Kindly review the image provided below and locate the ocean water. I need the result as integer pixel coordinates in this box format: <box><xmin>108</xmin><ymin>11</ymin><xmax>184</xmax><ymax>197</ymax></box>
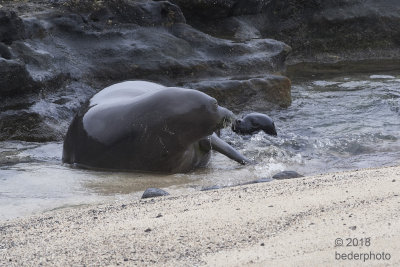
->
<box><xmin>1</xmin><ymin>73</ymin><xmax>399</xmax><ymax>221</ymax></box>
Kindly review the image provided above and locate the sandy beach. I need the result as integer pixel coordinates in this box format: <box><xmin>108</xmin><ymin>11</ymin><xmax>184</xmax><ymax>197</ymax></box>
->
<box><xmin>1</xmin><ymin>165</ymin><xmax>399</xmax><ymax>266</ymax></box>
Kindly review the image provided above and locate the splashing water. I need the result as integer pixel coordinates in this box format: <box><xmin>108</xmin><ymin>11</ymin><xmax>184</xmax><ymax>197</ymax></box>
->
<box><xmin>1</xmin><ymin>73</ymin><xmax>399</xmax><ymax>220</ymax></box>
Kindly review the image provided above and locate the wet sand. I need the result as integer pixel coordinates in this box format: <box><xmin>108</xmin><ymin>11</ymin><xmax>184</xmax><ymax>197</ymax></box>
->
<box><xmin>1</xmin><ymin>165</ymin><xmax>399</xmax><ymax>266</ymax></box>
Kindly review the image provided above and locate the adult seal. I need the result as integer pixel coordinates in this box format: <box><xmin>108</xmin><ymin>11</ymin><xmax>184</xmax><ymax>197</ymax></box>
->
<box><xmin>62</xmin><ymin>81</ymin><xmax>249</xmax><ymax>173</ymax></box>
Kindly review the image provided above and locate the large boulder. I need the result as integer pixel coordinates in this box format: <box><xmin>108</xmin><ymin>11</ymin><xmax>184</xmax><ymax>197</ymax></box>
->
<box><xmin>263</xmin><ymin>0</ymin><xmax>400</xmax><ymax>64</ymax></box>
<box><xmin>188</xmin><ymin>75</ymin><xmax>291</xmax><ymax>111</ymax></box>
<box><xmin>0</xmin><ymin>0</ymin><xmax>291</xmax><ymax>141</ymax></box>
<box><xmin>174</xmin><ymin>0</ymin><xmax>400</xmax><ymax>65</ymax></box>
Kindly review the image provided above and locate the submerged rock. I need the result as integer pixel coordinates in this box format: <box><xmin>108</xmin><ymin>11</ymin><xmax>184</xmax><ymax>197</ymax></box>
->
<box><xmin>201</xmin><ymin>185</ymin><xmax>226</xmax><ymax>191</ymax></box>
<box><xmin>272</xmin><ymin>171</ymin><xmax>304</xmax><ymax>180</ymax></box>
<box><xmin>141</xmin><ymin>188</ymin><xmax>170</xmax><ymax>199</ymax></box>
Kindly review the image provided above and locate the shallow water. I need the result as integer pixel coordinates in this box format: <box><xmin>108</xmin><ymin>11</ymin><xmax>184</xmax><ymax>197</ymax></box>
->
<box><xmin>1</xmin><ymin>73</ymin><xmax>400</xmax><ymax>221</ymax></box>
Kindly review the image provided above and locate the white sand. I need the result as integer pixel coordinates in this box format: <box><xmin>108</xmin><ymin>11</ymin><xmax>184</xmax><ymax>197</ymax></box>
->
<box><xmin>1</xmin><ymin>165</ymin><xmax>399</xmax><ymax>266</ymax></box>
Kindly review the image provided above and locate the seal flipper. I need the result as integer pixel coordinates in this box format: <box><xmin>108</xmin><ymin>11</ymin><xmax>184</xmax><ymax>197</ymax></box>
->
<box><xmin>202</xmin><ymin>133</ymin><xmax>250</xmax><ymax>165</ymax></box>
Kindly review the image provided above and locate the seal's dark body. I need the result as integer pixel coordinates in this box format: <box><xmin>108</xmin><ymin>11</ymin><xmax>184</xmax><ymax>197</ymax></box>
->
<box><xmin>63</xmin><ymin>81</ymin><xmax>240</xmax><ymax>173</ymax></box>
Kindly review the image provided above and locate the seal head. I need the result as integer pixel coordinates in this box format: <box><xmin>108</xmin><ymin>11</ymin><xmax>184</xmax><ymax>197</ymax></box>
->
<box><xmin>232</xmin><ymin>112</ymin><xmax>277</xmax><ymax>136</ymax></box>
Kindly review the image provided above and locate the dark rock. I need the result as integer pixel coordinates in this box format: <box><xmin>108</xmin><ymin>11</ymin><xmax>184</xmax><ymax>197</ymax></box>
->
<box><xmin>141</xmin><ymin>188</ymin><xmax>170</xmax><ymax>199</ymax></box>
<box><xmin>169</xmin><ymin>0</ymin><xmax>270</xmax><ymax>40</ymax></box>
<box><xmin>0</xmin><ymin>10</ymin><xmax>25</xmax><ymax>45</ymax></box>
<box><xmin>67</xmin><ymin>0</ymin><xmax>186</xmax><ymax>26</ymax></box>
<box><xmin>201</xmin><ymin>185</ymin><xmax>226</xmax><ymax>191</ymax></box>
<box><xmin>188</xmin><ymin>75</ymin><xmax>291</xmax><ymax>111</ymax></box>
<box><xmin>10</xmin><ymin>41</ymin><xmax>71</xmax><ymax>89</ymax></box>
<box><xmin>85</xmin><ymin>24</ymin><xmax>289</xmax><ymax>85</ymax></box>
<box><xmin>0</xmin><ymin>59</ymin><xmax>38</xmax><ymax>96</ymax></box>
<box><xmin>263</xmin><ymin>0</ymin><xmax>400</xmax><ymax>64</ymax></box>
<box><xmin>272</xmin><ymin>171</ymin><xmax>303</xmax><ymax>180</ymax></box>
<box><xmin>0</xmin><ymin>1</ymin><xmax>290</xmax><ymax>141</ymax></box>
<box><xmin>174</xmin><ymin>0</ymin><xmax>235</xmax><ymax>19</ymax></box>
<box><xmin>287</xmin><ymin>59</ymin><xmax>400</xmax><ymax>77</ymax></box>
<box><xmin>88</xmin><ymin>7</ymin><xmax>114</xmax><ymax>23</ymax></box>
<box><xmin>231</xmin><ymin>0</ymin><xmax>269</xmax><ymax>16</ymax></box>
<box><xmin>176</xmin><ymin>0</ymin><xmax>400</xmax><ymax>65</ymax></box>
<box><xmin>169</xmin><ymin>0</ymin><xmax>268</xmax><ymax>20</ymax></box>
<box><xmin>0</xmin><ymin>43</ymin><xmax>12</xmax><ymax>59</ymax></box>
<box><xmin>0</xmin><ymin>111</ymin><xmax>61</xmax><ymax>142</ymax></box>
<box><xmin>111</xmin><ymin>0</ymin><xmax>186</xmax><ymax>26</ymax></box>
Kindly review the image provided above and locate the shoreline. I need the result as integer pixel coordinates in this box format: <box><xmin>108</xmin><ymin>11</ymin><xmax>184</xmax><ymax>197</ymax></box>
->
<box><xmin>1</xmin><ymin>165</ymin><xmax>399</xmax><ymax>266</ymax></box>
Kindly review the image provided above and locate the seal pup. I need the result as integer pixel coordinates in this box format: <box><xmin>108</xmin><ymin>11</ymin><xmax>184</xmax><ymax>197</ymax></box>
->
<box><xmin>232</xmin><ymin>112</ymin><xmax>277</xmax><ymax>136</ymax></box>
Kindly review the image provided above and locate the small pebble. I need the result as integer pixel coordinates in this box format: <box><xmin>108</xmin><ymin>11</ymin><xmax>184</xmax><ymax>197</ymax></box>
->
<box><xmin>272</xmin><ymin>171</ymin><xmax>303</xmax><ymax>180</ymax></box>
<box><xmin>201</xmin><ymin>185</ymin><xmax>224</xmax><ymax>191</ymax></box>
<box><xmin>141</xmin><ymin>188</ymin><xmax>170</xmax><ymax>199</ymax></box>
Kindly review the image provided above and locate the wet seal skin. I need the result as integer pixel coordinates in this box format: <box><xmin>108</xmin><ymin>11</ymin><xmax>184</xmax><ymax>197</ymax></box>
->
<box><xmin>62</xmin><ymin>81</ymin><xmax>249</xmax><ymax>173</ymax></box>
<box><xmin>232</xmin><ymin>112</ymin><xmax>277</xmax><ymax>136</ymax></box>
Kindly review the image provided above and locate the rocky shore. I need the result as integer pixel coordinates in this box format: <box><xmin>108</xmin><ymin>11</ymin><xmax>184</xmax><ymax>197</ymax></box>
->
<box><xmin>175</xmin><ymin>0</ymin><xmax>400</xmax><ymax>63</ymax></box>
<box><xmin>0</xmin><ymin>0</ymin><xmax>291</xmax><ymax>142</ymax></box>
<box><xmin>1</xmin><ymin>1</ymin><xmax>400</xmax><ymax>265</ymax></box>
<box><xmin>2</xmin><ymin>0</ymin><xmax>400</xmax><ymax>142</ymax></box>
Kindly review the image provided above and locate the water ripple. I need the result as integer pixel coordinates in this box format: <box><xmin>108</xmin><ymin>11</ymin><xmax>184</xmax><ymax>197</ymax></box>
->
<box><xmin>1</xmin><ymin>72</ymin><xmax>400</xmax><ymax>220</ymax></box>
